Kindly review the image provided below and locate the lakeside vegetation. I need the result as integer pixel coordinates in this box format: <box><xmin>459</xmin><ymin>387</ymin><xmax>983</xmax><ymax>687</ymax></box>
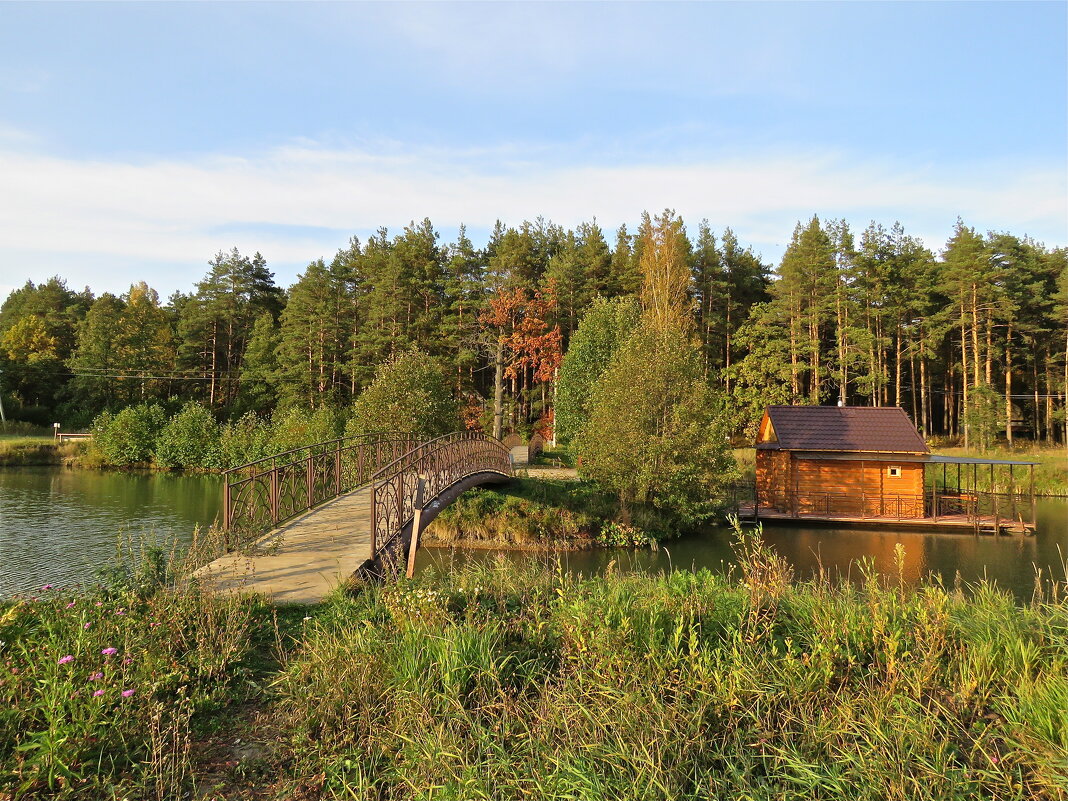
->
<box><xmin>424</xmin><ymin>477</ymin><xmax>668</xmax><ymax>549</ymax></box>
<box><xmin>2</xmin><ymin>532</ymin><xmax>1066</xmax><ymax>800</ymax></box>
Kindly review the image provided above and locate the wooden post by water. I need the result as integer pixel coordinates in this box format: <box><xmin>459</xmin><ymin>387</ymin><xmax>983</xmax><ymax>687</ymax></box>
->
<box><xmin>406</xmin><ymin>477</ymin><xmax>426</xmax><ymax>579</ymax></box>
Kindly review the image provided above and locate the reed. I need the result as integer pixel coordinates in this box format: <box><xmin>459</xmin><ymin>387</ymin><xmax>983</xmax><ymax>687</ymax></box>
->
<box><xmin>3</xmin><ymin>527</ymin><xmax>1066</xmax><ymax>799</ymax></box>
<box><xmin>273</xmin><ymin>537</ymin><xmax>1068</xmax><ymax>800</ymax></box>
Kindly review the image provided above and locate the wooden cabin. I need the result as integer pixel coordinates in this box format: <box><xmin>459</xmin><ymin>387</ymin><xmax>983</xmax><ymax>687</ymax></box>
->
<box><xmin>742</xmin><ymin>405</ymin><xmax>1039</xmax><ymax>534</ymax></box>
<box><xmin>756</xmin><ymin>405</ymin><xmax>930</xmax><ymax>518</ymax></box>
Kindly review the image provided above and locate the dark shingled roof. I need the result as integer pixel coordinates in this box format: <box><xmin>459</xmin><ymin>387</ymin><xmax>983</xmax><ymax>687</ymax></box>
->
<box><xmin>759</xmin><ymin>405</ymin><xmax>929</xmax><ymax>454</ymax></box>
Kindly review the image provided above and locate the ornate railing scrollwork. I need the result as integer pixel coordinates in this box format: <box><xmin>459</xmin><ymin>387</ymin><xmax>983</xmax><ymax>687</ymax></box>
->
<box><xmin>370</xmin><ymin>432</ymin><xmax>513</xmax><ymax>569</ymax></box>
<box><xmin>222</xmin><ymin>432</ymin><xmax>418</xmax><ymax>548</ymax></box>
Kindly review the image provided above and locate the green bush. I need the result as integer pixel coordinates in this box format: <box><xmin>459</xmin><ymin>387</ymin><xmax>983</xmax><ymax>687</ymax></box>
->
<box><xmin>89</xmin><ymin>403</ymin><xmax>167</xmax><ymax>466</ymax></box>
<box><xmin>269</xmin><ymin>405</ymin><xmax>344</xmax><ymax>455</ymax></box>
<box><xmin>154</xmin><ymin>402</ymin><xmax>222</xmax><ymax>470</ymax></box>
<box><xmin>347</xmin><ymin>349</ymin><xmax>458</xmax><ymax>438</ymax></box>
<box><xmin>219</xmin><ymin>411</ymin><xmax>274</xmax><ymax>468</ymax></box>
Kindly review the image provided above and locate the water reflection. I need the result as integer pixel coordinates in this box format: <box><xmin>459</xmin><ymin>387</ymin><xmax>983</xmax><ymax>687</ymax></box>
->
<box><xmin>419</xmin><ymin>498</ymin><xmax>1068</xmax><ymax>603</ymax></box>
<box><xmin>0</xmin><ymin>467</ymin><xmax>222</xmax><ymax>596</ymax></box>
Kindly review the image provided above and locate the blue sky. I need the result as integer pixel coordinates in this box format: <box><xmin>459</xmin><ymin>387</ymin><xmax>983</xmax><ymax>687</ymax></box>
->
<box><xmin>1</xmin><ymin>1</ymin><xmax>1064</xmax><ymax>298</ymax></box>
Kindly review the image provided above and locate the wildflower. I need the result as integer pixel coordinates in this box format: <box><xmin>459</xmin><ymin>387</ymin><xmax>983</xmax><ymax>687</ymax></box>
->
<box><xmin>95</xmin><ymin>602</ymin><xmax>103</xmax><ymax>607</ymax></box>
<box><xmin>83</xmin><ymin>622</ymin><xmax>91</xmax><ymax>630</ymax></box>
<box><xmin>65</xmin><ymin>602</ymin><xmax>76</xmax><ymax>609</ymax></box>
<box><xmin>101</xmin><ymin>647</ymin><xmax>117</xmax><ymax>656</ymax></box>
<box><xmin>122</xmin><ymin>657</ymin><xmax>132</xmax><ymax>666</ymax></box>
<box><xmin>89</xmin><ymin>672</ymin><xmax>103</xmax><ymax>681</ymax></box>
<box><xmin>58</xmin><ymin>655</ymin><xmax>74</xmax><ymax>665</ymax></box>
<box><xmin>121</xmin><ymin>689</ymin><xmax>134</xmax><ymax>698</ymax></box>
<box><xmin>41</xmin><ymin>585</ymin><xmax>53</xmax><ymax>591</ymax></box>
<box><xmin>93</xmin><ymin>689</ymin><xmax>104</xmax><ymax>697</ymax></box>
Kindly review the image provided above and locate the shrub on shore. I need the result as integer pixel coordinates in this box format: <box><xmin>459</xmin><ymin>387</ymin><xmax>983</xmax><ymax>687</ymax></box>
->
<box><xmin>88</xmin><ymin>403</ymin><xmax>167</xmax><ymax>466</ymax></box>
<box><xmin>154</xmin><ymin>402</ymin><xmax>223</xmax><ymax>470</ymax></box>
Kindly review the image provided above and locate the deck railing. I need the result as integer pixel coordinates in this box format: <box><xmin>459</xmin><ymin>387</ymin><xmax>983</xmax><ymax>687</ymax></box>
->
<box><xmin>222</xmin><ymin>432</ymin><xmax>419</xmax><ymax>546</ymax></box>
<box><xmin>370</xmin><ymin>432</ymin><xmax>513</xmax><ymax>565</ymax></box>
<box><xmin>728</xmin><ymin>483</ymin><xmax>1036</xmax><ymax>528</ymax></box>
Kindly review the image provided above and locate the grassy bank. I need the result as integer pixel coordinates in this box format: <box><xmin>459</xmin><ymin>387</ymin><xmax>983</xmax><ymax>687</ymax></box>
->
<box><xmin>0</xmin><ymin>437</ymin><xmax>84</xmax><ymax>467</ymax></box>
<box><xmin>2</xmin><ymin>533</ymin><xmax>1067</xmax><ymax>799</ymax></box>
<box><xmin>423</xmin><ymin>478</ymin><xmax>673</xmax><ymax>548</ymax></box>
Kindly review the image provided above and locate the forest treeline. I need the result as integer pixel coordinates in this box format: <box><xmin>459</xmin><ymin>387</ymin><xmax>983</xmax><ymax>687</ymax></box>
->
<box><xmin>1</xmin><ymin>213</ymin><xmax>1065</xmax><ymax>447</ymax></box>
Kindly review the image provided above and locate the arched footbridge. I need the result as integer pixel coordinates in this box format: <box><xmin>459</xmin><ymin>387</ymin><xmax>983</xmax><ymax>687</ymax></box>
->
<box><xmin>193</xmin><ymin>431</ymin><xmax>513</xmax><ymax>603</ymax></box>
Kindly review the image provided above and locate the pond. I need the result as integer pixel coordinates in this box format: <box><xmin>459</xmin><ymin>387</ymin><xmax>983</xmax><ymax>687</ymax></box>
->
<box><xmin>0</xmin><ymin>467</ymin><xmax>222</xmax><ymax>597</ymax></box>
<box><xmin>418</xmin><ymin>497</ymin><xmax>1068</xmax><ymax>603</ymax></box>
<box><xmin>1</xmin><ymin>467</ymin><xmax>1066</xmax><ymax>602</ymax></box>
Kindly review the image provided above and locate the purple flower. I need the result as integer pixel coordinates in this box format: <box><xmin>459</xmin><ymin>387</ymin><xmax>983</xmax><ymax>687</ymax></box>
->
<box><xmin>93</xmin><ymin>689</ymin><xmax>105</xmax><ymax>697</ymax></box>
<box><xmin>83</xmin><ymin>622</ymin><xmax>91</xmax><ymax>630</ymax></box>
<box><xmin>121</xmin><ymin>689</ymin><xmax>134</xmax><ymax>698</ymax></box>
<box><xmin>41</xmin><ymin>584</ymin><xmax>53</xmax><ymax>591</ymax></box>
<box><xmin>122</xmin><ymin>657</ymin><xmax>132</xmax><ymax>666</ymax></box>
<box><xmin>101</xmin><ymin>647</ymin><xmax>117</xmax><ymax>656</ymax></box>
<box><xmin>58</xmin><ymin>655</ymin><xmax>74</xmax><ymax>665</ymax></box>
<box><xmin>89</xmin><ymin>671</ymin><xmax>103</xmax><ymax>681</ymax></box>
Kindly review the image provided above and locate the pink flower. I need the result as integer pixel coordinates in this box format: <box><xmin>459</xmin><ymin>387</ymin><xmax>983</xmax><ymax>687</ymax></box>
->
<box><xmin>83</xmin><ymin>623</ymin><xmax>91</xmax><ymax>630</ymax></box>
<box><xmin>115</xmin><ymin>609</ymin><xmax>125</xmax><ymax>616</ymax></box>
<box><xmin>122</xmin><ymin>658</ymin><xmax>132</xmax><ymax>666</ymax></box>
<box><xmin>101</xmin><ymin>647</ymin><xmax>117</xmax><ymax>656</ymax></box>
<box><xmin>41</xmin><ymin>585</ymin><xmax>53</xmax><ymax>591</ymax></box>
<box><xmin>89</xmin><ymin>672</ymin><xmax>103</xmax><ymax>681</ymax></box>
<box><xmin>121</xmin><ymin>689</ymin><xmax>134</xmax><ymax>698</ymax></box>
<box><xmin>65</xmin><ymin>602</ymin><xmax>76</xmax><ymax>609</ymax></box>
<box><xmin>58</xmin><ymin>655</ymin><xmax>74</xmax><ymax>665</ymax></box>
<box><xmin>93</xmin><ymin>689</ymin><xmax>105</xmax><ymax>697</ymax></box>
<box><xmin>95</xmin><ymin>602</ymin><xmax>103</xmax><ymax>607</ymax></box>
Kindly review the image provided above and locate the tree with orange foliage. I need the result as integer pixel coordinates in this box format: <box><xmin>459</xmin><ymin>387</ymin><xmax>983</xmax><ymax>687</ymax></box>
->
<box><xmin>480</xmin><ymin>280</ymin><xmax>563</xmax><ymax>439</ymax></box>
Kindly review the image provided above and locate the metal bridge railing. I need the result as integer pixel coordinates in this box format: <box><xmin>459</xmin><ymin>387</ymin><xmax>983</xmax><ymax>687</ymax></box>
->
<box><xmin>371</xmin><ymin>432</ymin><xmax>513</xmax><ymax>560</ymax></box>
<box><xmin>222</xmin><ymin>432</ymin><xmax>419</xmax><ymax>547</ymax></box>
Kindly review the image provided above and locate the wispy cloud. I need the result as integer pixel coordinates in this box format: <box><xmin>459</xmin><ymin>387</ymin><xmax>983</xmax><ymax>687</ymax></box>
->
<box><xmin>0</xmin><ymin>140</ymin><xmax>1064</xmax><ymax>295</ymax></box>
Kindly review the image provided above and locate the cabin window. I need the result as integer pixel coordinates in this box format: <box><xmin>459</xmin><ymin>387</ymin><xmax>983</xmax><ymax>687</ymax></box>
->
<box><xmin>887</xmin><ymin>466</ymin><xmax>902</xmax><ymax>478</ymax></box>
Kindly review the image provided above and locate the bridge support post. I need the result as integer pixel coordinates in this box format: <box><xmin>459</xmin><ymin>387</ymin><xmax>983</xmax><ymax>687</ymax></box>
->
<box><xmin>406</xmin><ymin>477</ymin><xmax>426</xmax><ymax>579</ymax></box>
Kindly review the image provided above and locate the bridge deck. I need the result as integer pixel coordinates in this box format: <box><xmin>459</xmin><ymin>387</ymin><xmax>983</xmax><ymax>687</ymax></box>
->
<box><xmin>194</xmin><ymin>486</ymin><xmax>373</xmax><ymax>605</ymax></box>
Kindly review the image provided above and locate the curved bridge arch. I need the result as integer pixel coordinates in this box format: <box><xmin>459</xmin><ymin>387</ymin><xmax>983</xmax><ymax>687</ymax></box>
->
<box><xmin>361</xmin><ymin>432</ymin><xmax>513</xmax><ymax>580</ymax></box>
<box><xmin>208</xmin><ymin>432</ymin><xmax>513</xmax><ymax>600</ymax></box>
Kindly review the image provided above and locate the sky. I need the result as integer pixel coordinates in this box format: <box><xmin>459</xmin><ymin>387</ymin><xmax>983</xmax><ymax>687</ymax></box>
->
<box><xmin>0</xmin><ymin>1</ymin><xmax>1065</xmax><ymax>299</ymax></box>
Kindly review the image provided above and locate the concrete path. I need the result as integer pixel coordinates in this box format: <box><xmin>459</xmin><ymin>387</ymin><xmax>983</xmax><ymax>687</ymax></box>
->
<box><xmin>193</xmin><ymin>486</ymin><xmax>374</xmax><ymax>605</ymax></box>
<box><xmin>510</xmin><ymin>445</ymin><xmax>528</xmax><ymax>467</ymax></box>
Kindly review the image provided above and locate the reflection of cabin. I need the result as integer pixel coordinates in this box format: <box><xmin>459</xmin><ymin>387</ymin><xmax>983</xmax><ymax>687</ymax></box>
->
<box><xmin>740</xmin><ymin>405</ymin><xmax>1038</xmax><ymax>535</ymax></box>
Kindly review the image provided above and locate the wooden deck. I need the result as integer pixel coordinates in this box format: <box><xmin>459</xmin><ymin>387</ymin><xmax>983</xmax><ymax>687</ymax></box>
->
<box><xmin>194</xmin><ymin>485</ymin><xmax>374</xmax><ymax>604</ymax></box>
<box><xmin>733</xmin><ymin>504</ymin><xmax>1035</xmax><ymax>535</ymax></box>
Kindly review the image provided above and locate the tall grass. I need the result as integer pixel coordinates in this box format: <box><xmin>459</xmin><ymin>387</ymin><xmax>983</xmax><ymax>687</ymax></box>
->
<box><xmin>0</xmin><ymin>552</ymin><xmax>268</xmax><ymax>799</ymax></box>
<box><xmin>4</xmin><ymin>529</ymin><xmax>1067</xmax><ymax>799</ymax></box>
<box><xmin>274</xmin><ymin>533</ymin><xmax>1068</xmax><ymax>800</ymax></box>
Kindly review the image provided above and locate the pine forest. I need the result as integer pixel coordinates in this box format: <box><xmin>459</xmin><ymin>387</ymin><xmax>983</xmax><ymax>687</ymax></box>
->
<box><xmin>2</xmin><ymin>212</ymin><xmax>1066</xmax><ymax>449</ymax></box>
